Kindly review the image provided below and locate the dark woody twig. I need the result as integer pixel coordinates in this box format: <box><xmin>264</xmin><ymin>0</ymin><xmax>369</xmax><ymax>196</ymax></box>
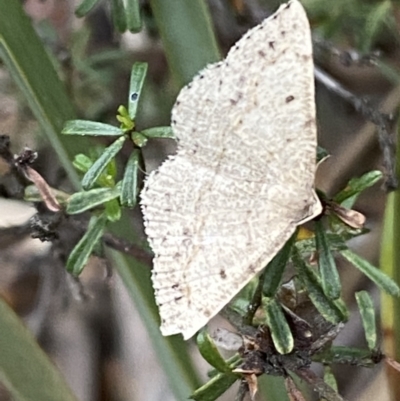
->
<box><xmin>314</xmin><ymin>66</ymin><xmax>397</xmax><ymax>190</ymax></box>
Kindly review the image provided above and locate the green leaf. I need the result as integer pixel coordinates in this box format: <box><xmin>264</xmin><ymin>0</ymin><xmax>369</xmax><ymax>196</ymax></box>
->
<box><xmin>0</xmin><ymin>298</ymin><xmax>79</xmax><ymax>401</ymax></box>
<box><xmin>67</xmin><ymin>185</ymin><xmax>121</xmax><ymax>214</ymax></box>
<box><xmin>206</xmin><ymin>354</ymin><xmax>242</xmax><ymax>378</ymax></box>
<box><xmin>105</xmin><ymin>198</ymin><xmax>122</xmax><ymax>222</ymax></box>
<box><xmin>315</xmin><ymin>219</ymin><xmax>341</xmax><ymax>299</ymax></box>
<box><xmin>131</xmin><ymin>131</ymin><xmax>148</xmax><ymax>147</ymax></box>
<box><xmin>313</xmin><ymin>346</ymin><xmax>382</xmax><ymax>367</ymax></box>
<box><xmin>341</xmin><ymin>249</ymin><xmax>400</xmax><ymax>297</ymax></box>
<box><xmin>333</xmin><ymin>171</ymin><xmax>383</xmax><ymax>208</ymax></box>
<box><xmin>111</xmin><ymin>0</ymin><xmax>127</xmax><ymax>32</ymax></box>
<box><xmin>121</xmin><ymin>150</ymin><xmax>140</xmax><ymax>208</ymax></box>
<box><xmin>362</xmin><ymin>0</ymin><xmax>392</xmax><ymax>52</ymax></box>
<box><xmin>141</xmin><ymin>126</ymin><xmax>175</xmax><ymax>139</ymax></box>
<box><xmin>73</xmin><ymin>153</ymin><xmax>93</xmax><ymax>173</ymax></box>
<box><xmin>82</xmin><ymin>136</ymin><xmax>126</xmax><ymax>190</ymax></box>
<box><xmin>196</xmin><ymin>330</ymin><xmax>232</xmax><ymax>373</ymax></box>
<box><xmin>190</xmin><ymin>372</ymin><xmax>238</xmax><ymax>401</ymax></box>
<box><xmin>263</xmin><ymin>298</ymin><xmax>293</xmax><ymax>354</ymax></box>
<box><xmin>293</xmin><ymin>249</ymin><xmax>345</xmax><ymax>324</ymax></box>
<box><xmin>317</xmin><ymin>146</ymin><xmax>329</xmax><ymax>163</ymax></box>
<box><xmin>66</xmin><ymin>214</ymin><xmax>107</xmax><ymax>276</ymax></box>
<box><xmin>62</xmin><ymin>120</ymin><xmax>124</xmax><ymax>136</ymax></box>
<box><xmin>75</xmin><ymin>0</ymin><xmax>101</xmax><ymax>17</ymax></box>
<box><xmin>263</xmin><ymin>234</ymin><xmax>294</xmax><ymax>297</ymax></box>
<box><xmin>128</xmin><ymin>62</ymin><xmax>148</xmax><ymax>119</ymax></box>
<box><xmin>126</xmin><ymin>0</ymin><xmax>142</xmax><ymax>32</ymax></box>
<box><xmin>355</xmin><ymin>291</ymin><xmax>377</xmax><ymax>350</ymax></box>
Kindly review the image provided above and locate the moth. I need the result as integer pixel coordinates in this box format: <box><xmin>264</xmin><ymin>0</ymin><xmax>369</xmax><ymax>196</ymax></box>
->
<box><xmin>140</xmin><ymin>0</ymin><xmax>321</xmax><ymax>339</ymax></box>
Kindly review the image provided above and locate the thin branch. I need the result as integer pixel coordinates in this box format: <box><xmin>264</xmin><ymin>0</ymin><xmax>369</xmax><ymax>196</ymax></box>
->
<box><xmin>294</xmin><ymin>368</ymin><xmax>347</xmax><ymax>401</ymax></box>
<box><xmin>313</xmin><ymin>36</ymin><xmax>380</xmax><ymax>68</ymax></box>
<box><xmin>314</xmin><ymin>66</ymin><xmax>397</xmax><ymax>191</ymax></box>
<box><xmin>235</xmin><ymin>380</ymin><xmax>248</xmax><ymax>401</ymax></box>
<box><xmin>102</xmin><ymin>232</ymin><xmax>152</xmax><ymax>266</ymax></box>
<box><xmin>285</xmin><ymin>376</ymin><xmax>307</xmax><ymax>401</ymax></box>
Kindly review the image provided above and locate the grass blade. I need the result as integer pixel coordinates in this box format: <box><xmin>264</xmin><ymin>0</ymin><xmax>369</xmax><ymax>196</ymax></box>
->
<box><xmin>0</xmin><ymin>0</ymin><xmax>88</xmax><ymax>187</ymax></box>
<box><xmin>148</xmin><ymin>0</ymin><xmax>220</xmax><ymax>87</ymax></box>
<box><xmin>0</xmin><ymin>299</ymin><xmax>79</xmax><ymax>401</ymax></box>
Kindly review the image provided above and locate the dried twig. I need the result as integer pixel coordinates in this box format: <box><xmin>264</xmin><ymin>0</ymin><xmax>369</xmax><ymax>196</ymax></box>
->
<box><xmin>314</xmin><ymin>66</ymin><xmax>397</xmax><ymax>191</ymax></box>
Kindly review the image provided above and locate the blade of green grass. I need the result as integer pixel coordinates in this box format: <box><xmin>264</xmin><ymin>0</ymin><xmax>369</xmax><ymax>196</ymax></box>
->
<box><xmin>381</xmin><ymin>117</ymin><xmax>400</xmax><ymax>372</ymax></box>
<box><xmin>380</xmin><ymin>192</ymin><xmax>399</xmax><ymax>367</ymax></box>
<box><xmin>148</xmin><ymin>0</ymin><xmax>221</xmax><ymax>87</ymax></box>
<box><xmin>0</xmin><ymin>298</ymin><xmax>79</xmax><ymax>401</ymax></box>
<box><xmin>0</xmin><ymin>0</ymin><xmax>89</xmax><ymax>188</ymax></box>
<box><xmin>108</xmin><ymin>247</ymin><xmax>200</xmax><ymax>397</ymax></box>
